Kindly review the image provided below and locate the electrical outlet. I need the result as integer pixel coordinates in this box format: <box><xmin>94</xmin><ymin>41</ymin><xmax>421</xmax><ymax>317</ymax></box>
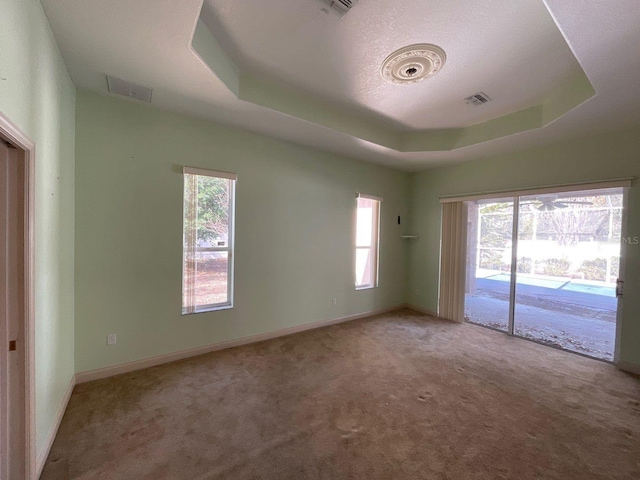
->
<box><xmin>107</xmin><ymin>334</ymin><xmax>117</xmax><ymax>345</ymax></box>
<box><xmin>331</xmin><ymin>298</ymin><xmax>337</xmax><ymax>306</ymax></box>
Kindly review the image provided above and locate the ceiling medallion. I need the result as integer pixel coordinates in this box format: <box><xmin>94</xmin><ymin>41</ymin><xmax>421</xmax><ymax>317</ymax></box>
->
<box><xmin>380</xmin><ymin>44</ymin><xmax>446</xmax><ymax>85</ymax></box>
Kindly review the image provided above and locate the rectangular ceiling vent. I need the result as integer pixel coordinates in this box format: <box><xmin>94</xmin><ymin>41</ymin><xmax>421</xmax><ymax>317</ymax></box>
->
<box><xmin>106</xmin><ymin>75</ymin><xmax>153</xmax><ymax>103</ymax></box>
<box><xmin>465</xmin><ymin>92</ymin><xmax>492</xmax><ymax>106</ymax></box>
<box><xmin>319</xmin><ymin>0</ymin><xmax>359</xmax><ymax>16</ymax></box>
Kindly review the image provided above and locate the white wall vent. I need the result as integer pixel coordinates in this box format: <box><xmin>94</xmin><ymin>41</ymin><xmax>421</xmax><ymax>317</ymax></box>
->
<box><xmin>465</xmin><ymin>92</ymin><xmax>492</xmax><ymax>106</ymax></box>
<box><xmin>318</xmin><ymin>0</ymin><xmax>359</xmax><ymax>16</ymax></box>
<box><xmin>106</xmin><ymin>75</ymin><xmax>153</xmax><ymax>103</ymax></box>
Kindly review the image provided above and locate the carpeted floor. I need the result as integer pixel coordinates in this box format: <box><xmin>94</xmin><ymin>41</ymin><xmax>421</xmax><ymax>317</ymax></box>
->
<box><xmin>41</xmin><ymin>309</ymin><xmax>640</xmax><ymax>480</ymax></box>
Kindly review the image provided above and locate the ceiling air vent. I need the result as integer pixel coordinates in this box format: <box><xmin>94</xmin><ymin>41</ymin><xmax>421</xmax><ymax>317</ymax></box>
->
<box><xmin>106</xmin><ymin>75</ymin><xmax>153</xmax><ymax>103</ymax></box>
<box><xmin>465</xmin><ymin>92</ymin><xmax>492</xmax><ymax>106</ymax></box>
<box><xmin>319</xmin><ymin>0</ymin><xmax>359</xmax><ymax>16</ymax></box>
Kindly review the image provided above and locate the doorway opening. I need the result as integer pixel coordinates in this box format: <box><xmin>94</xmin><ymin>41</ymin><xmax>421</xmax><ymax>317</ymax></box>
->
<box><xmin>464</xmin><ymin>187</ymin><xmax>625</xmax><ymax>361</ymax></box>
<box><xmin>0</xmin><ymin>113</ymin><xmax>35</xmax><ymax>479</ymax></box>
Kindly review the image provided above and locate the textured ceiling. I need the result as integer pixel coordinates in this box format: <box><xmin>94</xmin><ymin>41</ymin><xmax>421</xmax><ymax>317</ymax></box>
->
<box><xmin>41</xmin><ymin>0</ymin><xmax>640</xmax><ymax>171</ymax></box>
<box><xmin>203</xmin><ymin>0</ymin><xmax>582</xmax><ymax>130</ymax></box>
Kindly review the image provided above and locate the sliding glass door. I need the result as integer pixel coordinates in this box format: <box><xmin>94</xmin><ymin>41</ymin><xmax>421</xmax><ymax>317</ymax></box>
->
<box><xmin>463</xmin><ymin>187</ymin><xmax>624</xmax><ymax>361</ymax></box>
<box><xmin>464</xmin><ymin>198</ymin><xmax>514</xmax><ymax>332</ymax></box>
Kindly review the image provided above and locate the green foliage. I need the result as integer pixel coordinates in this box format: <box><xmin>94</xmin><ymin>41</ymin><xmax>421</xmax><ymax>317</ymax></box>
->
<box><xmin>479</xmin><ymin>202</ymin><xmax>511</xmax><ymax>214</ymax></box>
<box><xmin>610</xmin><ymin>256</ymin><xmax>620</xmax><ymax>278</ymax></box>
<box><xmin>184</xmin><ymin>175</ymin><xmax>230</xmax><ymax>245</ymax></box>
<box><xmin>517</xmin><ymin>212</ymin><xmax>535</xmax><ymax>240</ymax></box>
<box><xmin>479</xmin><ymin>250</ymin><xmax>509</xmax><ymax>271</ymax></box>
<box><xmin>517</xmin><ymin>257</ymin><xmax>532</xmax><ymax>273</ymax></box>
<box><xmin>579</xmin><ymin>258</ymin><xmax>607</xmax><ymax>281</ymax></box>
<box><xmin>542</xmin><ymin>258</ymin><xmax>570</xmax><ymax>277</ymax></box>
<box><xmin>479</xmin><ymin>209</ymin><xmax>512</xmax><ymax>248</ymax></box>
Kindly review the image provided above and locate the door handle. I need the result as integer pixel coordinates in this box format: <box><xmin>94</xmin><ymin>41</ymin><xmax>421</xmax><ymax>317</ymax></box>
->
<box><xmin>616</xmin><ymin>279</ymin><xmax>624</xmax><ymax>298</ymax></box>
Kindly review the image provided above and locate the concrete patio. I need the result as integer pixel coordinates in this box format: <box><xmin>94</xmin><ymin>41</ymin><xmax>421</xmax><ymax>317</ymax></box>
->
<box><xmin>465</xmin><ymin>273</ymin><xmax>617</xmax><ymax>360</ymax></box>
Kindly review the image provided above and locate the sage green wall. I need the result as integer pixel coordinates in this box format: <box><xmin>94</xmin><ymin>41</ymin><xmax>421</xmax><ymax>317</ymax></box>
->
<box><xmin>74</xmin><ymin>90</ymin><xmax>409</xmax><ymax>373</ymax></box>
<box><xmin>0</xmin><ymin>0</ymin><xmax>75</xmax><ymax>461</ymax></box>
<box><xmin>408</xmin><ymin>126</ymin><xmax>640</xmax><ymax>367</ymax></box>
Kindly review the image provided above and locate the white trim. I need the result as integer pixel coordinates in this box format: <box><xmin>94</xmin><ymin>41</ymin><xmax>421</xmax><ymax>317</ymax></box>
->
<box><xmin>183</xmin><ymin>166</ymin><xmax>237</xmax><ymax>181</ymax></box>
<box><xmin>181</xmin><ymin>171</ymin><xmax>236</xmax><ymax>314</ymax></box>
<box><xmin>357</xmin><ymin>192</ymin><xmax>383</xmax><ymax>202</ymax></box>
<box><xmin>507</xmin><ymin>199</ymin><xmax>519</xmax><ymax>335</ymax></box>
<box><xmin>182</xmin><ymin>302</ymin><xmax>233</xmax><ymax>316</ymax></box>
<box><xmin>614</xmin><ymin>187</ymin><xmax>629</xmax><ymax>364</ymax></box>
<box><xmin>193</xmin><ymin>246</ymin><xmax>229</xmax><ymax>252</ymax></box>
<box><xmin>439</xmin><ymin>178</ymin><xmax>634</xmax><ymax>203</ymax></box>
<box><xmin>617</xmin><ymin>361</ymin><xmax>640</xmax><ymax>376</ymax></box>
<box><xmin>76</xmin><ymin>305</ymin><xmax>405</xmax><ymax>384</ymax></box>
<box><xmin>36</xmin><ymin>375</ymin><xmax>75</xmax><ymax>478</ymax></box>
<box><xmin>0</xmin><ymin>113</ymin><xmax>34</xmax><ymax>152</ymax></box>
<box><xmin>0</xmin><ymin>111</ymin><xmax>36</xmax><ymax>480</ymax></box>
<box><xmin>228</xmin><ymin>179</ymin><xmax>236</xmax><ymax>309</ymax></box>
<box><xmin>355</xmin><ymin>196</ymin><xmax>381</xmax><ymax>289</ymax></box>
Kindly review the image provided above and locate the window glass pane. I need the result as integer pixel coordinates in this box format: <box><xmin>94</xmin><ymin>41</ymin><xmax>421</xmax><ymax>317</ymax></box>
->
<box><xmin>196</xmin><ymin>176</ymin><xmax>230</xmax><ymax>247</ymax></box>
<box><xmin>514</xmin><ymin>189</ymin><xmax>623</xmax><ymax>361</ymax></box>
<box><xmin>356</xmin><ymin>197</ymin><xmax>374</xmax><ymax>247</ymax></box>
<box><xmin>355</xmin><ymin>195</ymin><xmax>380</xmax><ymax>288</ymax></box>
<box><xmin>183</xmin><ymin>251</ymin><xmax>229</xmax><ymax>308</ymax></box>
<box><xmin>183</xmin><ymin>172</ymin><xmax>234</xmax><ymax>313</ymax></box>
<box><xmin>356</xmin><ymin>248</ymin><xmax>372</xmax><ymax>287</ymax></box>
<box><xmin>465</xmin><ymin>199</ymin><xmax>514</xmax><ymax>332</ymax></box>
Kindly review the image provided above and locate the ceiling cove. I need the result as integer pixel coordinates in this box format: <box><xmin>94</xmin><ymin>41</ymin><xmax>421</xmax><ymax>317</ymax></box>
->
<box><xmin>191</xmin><ymin>1</ymin><xmax>594</xmax><ymax>153</ymax></box>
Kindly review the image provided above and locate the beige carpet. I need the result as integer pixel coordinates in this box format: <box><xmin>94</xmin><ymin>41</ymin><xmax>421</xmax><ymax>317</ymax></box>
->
<box><xmin>42</xmin><ymin>309</ymin><xmax>640</xmax><ymax>479</ymax></box>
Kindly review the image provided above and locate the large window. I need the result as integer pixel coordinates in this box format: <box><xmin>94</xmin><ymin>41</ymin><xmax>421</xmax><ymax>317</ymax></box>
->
<box><xmin>182</xmin><ymin>167</ymin><xmax>236</xmax><ymax>314</ymax></box>
<box><xmin>355</xmin><ymin>194</ymin><xmax>381</xmax><ymax>289</ymax></box>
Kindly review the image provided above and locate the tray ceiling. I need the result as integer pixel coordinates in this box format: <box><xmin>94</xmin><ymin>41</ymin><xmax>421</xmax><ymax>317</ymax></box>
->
<box><xmin>41</xmin><ymin>0</ymin><xmax>640</xmax><ymax>170</ymax></box>
<box><xmin>202</xmin><ymin>0</ymin><xmax>583</xmax><ymax>131</ymax></box>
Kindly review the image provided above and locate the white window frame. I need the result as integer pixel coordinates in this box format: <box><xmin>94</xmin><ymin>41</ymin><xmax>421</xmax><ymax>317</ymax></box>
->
<box><xmin>182</xmin><ymin>166</ymin><xmax>236</xmax><ymax>314</ymax></box>
<box><xmin>355</xmin><ymin>193</ymin><xmax>382</xmax><ymax>290</ymax></box>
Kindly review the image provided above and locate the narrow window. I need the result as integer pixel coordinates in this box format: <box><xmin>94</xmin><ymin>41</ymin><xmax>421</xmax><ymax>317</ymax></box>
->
<box><xmin>182</xmin><ymin>167</ymin><xmax>236</xmax><ymax>314</ymax></box>
<box><xmin>355</xmin><ymin>194</ymin><xmax>381</xmax><ymax>289</ymax></box>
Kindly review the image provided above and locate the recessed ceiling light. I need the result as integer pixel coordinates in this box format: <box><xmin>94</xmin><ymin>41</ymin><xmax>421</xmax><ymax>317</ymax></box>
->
<box><xmin>380</xmin><ymin>44</ymin><xmax>446</xmax><ymax>85</ymax></box>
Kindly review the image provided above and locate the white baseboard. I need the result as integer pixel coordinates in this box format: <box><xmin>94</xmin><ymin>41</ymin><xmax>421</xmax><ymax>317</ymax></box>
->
<box><xmin>36</xmin><ymin>374</ymin><xmax>76</xmax><ymax>478</ymax></box>
<box><xmin>617</xmin><ymin>361</ymin><xmax>640</xmax><ymax>375</ymax></box>
<box><xmin>76</xmin><ymin>305</ymin><xmax>406</xmax><ymax>384</ymax></box>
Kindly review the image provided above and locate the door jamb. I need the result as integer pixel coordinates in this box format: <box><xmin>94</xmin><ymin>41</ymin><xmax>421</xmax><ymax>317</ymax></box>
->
<box><xmin>0</xmin><ymin>111</ymin><xmax>36</xmax><ymax>479</ymax></box>
<box><xmin>507</xmin><ymin>197</ymin><xmax>519</xmax><ymax>336</ymax></box>
<box><xmin>613</xmin><ymin>187</ymin><xmax>629</xmax><ymax>364</ymax></box>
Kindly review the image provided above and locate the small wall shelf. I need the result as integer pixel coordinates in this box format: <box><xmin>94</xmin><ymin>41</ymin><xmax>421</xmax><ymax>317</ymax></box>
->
<box><xmin>401</xmin><ymin>235</ymin><xmax>419</xmax><ymax>239</ymax></box>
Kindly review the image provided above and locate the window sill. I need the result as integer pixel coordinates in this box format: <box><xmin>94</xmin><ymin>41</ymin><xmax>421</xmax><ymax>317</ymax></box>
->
<box><xmin>182</xmin><ymin>304</ymin><xmax>233</xmax><ymax>315</ymax></box>
<box><xmin>355</xmin><ymin>286</ymin><xmax>377</xmax><ymax>291</ymax></box>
